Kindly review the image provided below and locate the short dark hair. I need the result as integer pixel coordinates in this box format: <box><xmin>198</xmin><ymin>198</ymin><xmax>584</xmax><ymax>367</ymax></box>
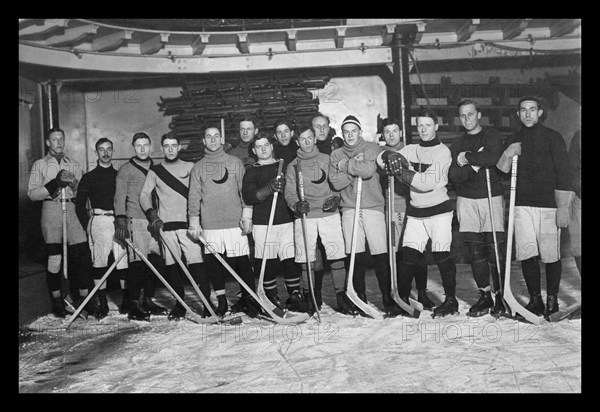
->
<box><xmin>203</xmin><ymin>124</ymin><xmax>221</xmax><ymax>134</ymax></box>
<box><xmin>457</xmin><ymin>99</ymin><xmax>479</xmax><ymax>112</ymax></box>
<box><xmin>518</xmin><ymin>95</ymin><xmax>542</xmax><ymax>109</ymax></box>
<box><xmin>239</xmin><ymin>117</ymin><xmax>256</xmax><ymax>127</ymax></box>
<box><xmin>381</xmin><ymin>117</ymin><xmax>400</xmax><ymax>128</ymax></box>
<box><xmin>95</xmin><ymin>137</ymin><xmax>113</xmax><ymax>151</ymax></box>
<box><xmin>161</xmin><ymin>132</ymin><xmax>179</xmax><ymax>145</ymax></box>
<box><xmin>251</xmin><ymin>131</ymin><xmax>276</xmax><ymax>148</ymax></box>
<box><xmin>132</xmin><ymin>132</ymin><xmax>151</xmax><ymax>145</ymax></box>
<box><xmin>416</xmin><ymin>108</ymin><xmax>438</xmax><ymax>125</ymax></box>
<box><xmin>295</xmin><ymin>122</ymin><xmax>314</xmax><ymax>138</ymax></box>
<box><xmin>273</xmin><ymin>118</ymin><xmax>293</xmax><ymax>130</ymax></box>
<box><xmin>46</xmin><ymin>127</ymin><xmax>64</xmax><ymax>139</ymax></box>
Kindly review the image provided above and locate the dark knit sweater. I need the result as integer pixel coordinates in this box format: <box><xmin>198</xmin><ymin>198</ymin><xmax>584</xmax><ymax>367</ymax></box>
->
<box><xmin>448</xmin><ymin>127</ymin><xmax>505</xmax><ymax>199</ymax></box>
<box><xmin>242</xmin><ymin>160</ymin><xmax>294</xmax><ymax>225</ymax></box>
<box><xmin>504</xmin><ymin>123</ymin><xmax>571</xmax><ymax>208</ymax></box>
<box><xmin>76</xmin><ymin>162</ymin><xmax>118</xmax><ymax>228</ymax></box>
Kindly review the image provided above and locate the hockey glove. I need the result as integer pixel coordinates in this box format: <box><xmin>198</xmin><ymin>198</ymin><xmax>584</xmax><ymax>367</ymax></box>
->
<box><xmin>114</xmin><ymin>216</ymin><xmax>130</xmax><ymax>242</ymax></box>
<box><xmin>381</xmin><ymin>151</ymin><xmax>409</xmax><ymax>176</ymax></box>
<box><xmin>322</xmin><ymin>196</ymin><xmax>341</xmax><ymax>212</ymax></box>
<box><xmin>496</xmin><ymin>142</ymin><xmax>521</xmax><ymax>173</ymax></box>
<box><xmin>294</xmin><ymin>200</ymin><xmax>311</xmax><ymax>215</ymax></box>
<box><xmin>187</xmin><ymin>216</ymin><xmax>203</xmax><ymax>241</ymax></box>
<box><xmin>145</xmin><ymin>208</ymin><xmax>164</xmax><ymax>238</ymax></box>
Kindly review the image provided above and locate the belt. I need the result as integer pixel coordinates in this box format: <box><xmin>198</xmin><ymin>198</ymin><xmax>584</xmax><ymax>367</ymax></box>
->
<box><xmin>91</xmin><ymin>210</ymin><xmax>114</xmax><ymax>216</ymax></box>
<box><xmin>44</xmin><ymin>198</ymin><xmax>75</xmax><ymax>203</ymax></box>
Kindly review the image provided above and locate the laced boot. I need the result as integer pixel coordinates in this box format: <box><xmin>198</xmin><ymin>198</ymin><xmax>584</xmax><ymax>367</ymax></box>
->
<box><xmin>432</xmin><ymin>296</ymin><xmax>459</xmax><ymax>318</ymax></box>
<box><xmin>96</xmin><ymin>290</ymin><xmax>109</xmax><ymax>319</ymax></box>
<box><xmin>51</xmin><ymin>296</ymin><xmax>69</xmax><ymax>318</ymax></box>
<box><xmin>216</xmin><ymin>295</ymin><xmax>229</xmax><ymax>317</ymax></box>
<box><xmin>523</xmin><ymin>294</ymin><xmax>545</xmax><ymax>317</ymax></box>
<box><xmin>127</xmin><ymin>300</ymin><xmax>151</xmax><ymax>321</ymax></box>
<box><xmin>286</xmin><ymin>290</ymin><xmax>307</xmax><ymax>312</ymax></box>
<box><xmin>467</xmin><ymin>290</ymin><xmax>494</xmax><ymax>318</ymax></box>
<box><xmin>168</xmin><ymin>302</ymin><xmax>186</xmax><ymax>321</ymax></box>
<box><xmin>142</xmin><ymin>297</ymin><xmax>168</xmax><ymax>316</ymax></box>
<box><xmin>545</xmin><ymin>294</ymin><xmax>559</xmax><ymax>318</ymax></box>
<box><xmin>490</xmin><ymin>291</ymin><xmax>507</xmax><ymax>318</ymax></box>
<box><xmin>382</xmin><ymin>293</ymin><xmax>405</xmax><ymax>318</ymax></box>
<box><xmin>417</xmin><ymin>289</ymin><xmax>435</xmax><ymax>311</ymax></box>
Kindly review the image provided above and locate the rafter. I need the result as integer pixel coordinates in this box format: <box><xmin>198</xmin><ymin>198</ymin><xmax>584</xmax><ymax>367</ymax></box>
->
<box><xmin>286</xmin><ymin>30</ymin><xmax>297</xmax><ymax>51</ymax></box>
<box><xmin>19</xmin><ymin>19</ymin><xmax>70</xmax><ymax>40</ymax></box>
<box><xmin>550</xmin><ymin>19</ymin><xmax>581</xmax><ymax>38</ymax></box>
<box><xmin>237</xmin><ymin>33</ymin><xmax>250</xmax><ymax>54</ymax></box>
<box><xmin>191</xmin><ymin>34</ymin><xmax>211</xmax><ymax>55</ymax></box>
<box><xmin>140</xmin><ymin>33</ymin><xmax>170</xmax><ymax>55</ymax></box>
<box><xmin>335</xmin><ymin>27</ymin><xmax>346</xmax><ymax>49</ymax></box>
<box><xmin>456</xmin><ymin>19</ymin><xmax>480</xmax><ymax>42</ymax></box>
<box><xmin>502</xmin><ymin>19</ymin><xmax>532</xmax><ymax>40</ymax></box>
<box><xmin>91</xmin><ymin>30</ymin><xmax>133</xmax><ymax>52</ymax></box>
<box><xmin>44</xmin><ymin>24</ymin><xmax>99</xmax><ymax>47</ymax></box>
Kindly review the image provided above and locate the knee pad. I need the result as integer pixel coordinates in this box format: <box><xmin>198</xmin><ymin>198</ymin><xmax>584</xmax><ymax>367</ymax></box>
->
<box><xmin>401</xmin><ymin>247</ymin><xmax>424</xmax><ymax>266</ymax></box>
<box><xmin>47</xmin><ymin>254</ymin><xmax>62</xmax><ymax>274</ymax></box>
<box><xmin>330</xmin><ymin>259</ymin><xmax>345</xmax><ymax>270</ymax></box>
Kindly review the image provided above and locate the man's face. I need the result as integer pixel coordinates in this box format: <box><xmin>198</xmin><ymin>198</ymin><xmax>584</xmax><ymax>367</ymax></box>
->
<box><xmin>416</xmin><ymin>117</ymin><xmax>438</xmax><ymax>142</ymax></box>
<box><xmin>46</xmin><ymin>131</ymin><xmax>65</xmax><ymax>155</ymax></box>
<box><xmin>162</xmin><ymin>138</ymin><xmax>181</xmax><ymax>161</ymax></box>
<box><xmin>275</xmin><ymin>124</ymin><xmax>293</xmax><ymax>147</ymax></box>
<box><xmin>518</xmin><ymin>100</ymin><xmax>543</xmax><ymax>128</ymax></box>
<box><xmin>252</xmin><ymin>137</ymin><xmax>274</xmax><ymax>161</ymax></box>
<box><xmin>204</xmin><ymin>128</ymin><xmax>223</xmax><ymax>152</ymax></box>
<box><xmin>96</xmin><ymin>142</ymin><xmax>113</xmax><ymax>165</ymax></box>
<box><xmin>297</xmin><ymin>129</ymin><xmax>316</xmax><ymax>153</ymax></box>
<box><xmin>312</xmin><ymin>116</ymin><xmax>330</xmax><ymax>141</ymax></box>
<box><xmin>133</xmin><ymin>137</ymin><xmax>151</xmax><ymax>160</ymax></box>
<box><xmin>342</xmin><ymin>124</ymin><xmax>362</xmax><ymax>147</ymax></box>
<box><xmin>383</xmin><ymin>124</ymin><xmax>402</xmax><ymax>147</ymax></box>
<box><xmin>239</xmin><ymin>121</ymin><xmax>257</xmax><ymax>143</ymax></box>
<box><xmin>459</xmin><ymin>104</ymin><xmax>482</xmax><ymax>134</ymax></box>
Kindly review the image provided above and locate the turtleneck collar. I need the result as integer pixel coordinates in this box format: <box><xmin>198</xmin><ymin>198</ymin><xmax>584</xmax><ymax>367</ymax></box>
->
<box><xmin>419</xmin><ymin>137</ymin><xmax>441</xmax><ymax>147</ymax></box>
<box><xmin>204</xmin><ymin>147</ymin><xmax>226</xmax><ymax>158</ymax></box>
<box><xmin>342</xmin><ymin>136</ymin><xmax>367</xmax><ymax>157</ymax></box>
<box><xmin>237</xmin><ymin>141</ymin><xmax>251</xmax><ymax>149</ymax></box>
<box><xmin>132</xmin><ymin>156</ymin><xmax>152</xmax><ymax>164</ymax></box>
<box><xmin>521</xmin><ymin>122</ymin><xmax>541</xmax><ymax>136</ymax></box>
<box><xmin>164</xmin><ymin>156</ymin><xmax>180</xmax><ymax>164</ymax></box>
<box><xmin>297</xmin><ymin>145</ymin><xmax>320</xmax><ymax>160</ymax></box>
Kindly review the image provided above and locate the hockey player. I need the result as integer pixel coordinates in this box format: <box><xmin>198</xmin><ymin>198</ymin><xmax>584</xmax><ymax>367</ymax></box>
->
<box><xmin>140</xmin><ymin>133</ymin><xmax>210</xmax><ymax>320</ymax></box>
<box><xmin>187</xmin><ymin>125</ymin><xmax>262</xmax><ymax>318</ymax></box>
<box><xmin>75</xmin><ymin>137</ymin><xmax>124</xmax><ymax>319</ymax></box>
<box><xmin>496</xmin><ymin>96</ymin><xmax>574</xmax><ymax>318</ymax></box>
<box><xmin>379</xmin><ymin>117</ymin><xmax>435</xmax><ymax>311</ymax></box>
<box><xmin>449</xmin><ymin>100</ymin><xmax>506</xmax><ymax>317</ymax></box>
<box><xmin>273</xmin><ymin>119</ymin><xmax>299</xmax><ymax>169</ymax></box>
<box><xmin>113</xmin><ymin>132</ymin><xmax>166</xmax><ymax>321</ymax></box>
<box><xmin>229</xmin><ymin>117</ymin><xmax>259</xmax><ymax>169</ymax></box>
<box><xmin>28</xmin><ymin>127</ymin><xmax>97</xmax><ymax>318</ymax></box>
<box><xmin>285</xmin><ymin>124</ymin><xmax>352</xmax><ymax>314</ymax></box>
<box><xmin>242</xmin><ymin>132</ymin><xmax>304</xmax><ymax>311</ymax></box>
<box><xmin>312</xmin><ymin>113</ymin><xmax>335</xmax><ymax>155</ymax></box>
<box><xmin>379</xmin><ymin>108</ymin><xmax>459</xmax><ymax>318</ymax></box>
<box><xmin>330</xmin><ymin>115</ymin><xmax>404</xmax><ymax>317</ymax></box>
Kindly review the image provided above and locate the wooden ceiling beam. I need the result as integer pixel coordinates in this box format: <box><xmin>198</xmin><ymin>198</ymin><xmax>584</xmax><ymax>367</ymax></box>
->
<box><xmin>456</xmin><ymin>19</ymin><xmax>480</xmax><ymax>42</ymax></box>
<box><xmin>502</xmin><ymin>19</ymin><xmax>532</xmax><ymax>40</ymax></box>
<box><xmin>335</xmin><ymin>27</ymin><xmax>346</xmax><ymax>48</ymax></box>
<box><xmin>91</xmin><ymin>30</ymin><xmax>133</xmax><ymax>52</ymax></box>
<box><xmin>412</xmin><ymin>22</ymin><xmax>427</xmax><ymax>44</ymax></box>
<box><xmin>140</xmin><ymin>33</ymin><xmax>170</xmax><ymax>55</ymax></box>
<box><xmin>286</xmin><ymin>30</ymin><xmax>297</xmax><ymax>51</ymax></box>
<box><xmin>191</xmin><ymin>34</ymin><xmax>211</xmax><ymax>55</ymax></box>
<box><xmin>19</xmin><ymin>19</ymin><xmax>70</xmax><ymax>40</ymax></box>
<box><xmin>381</xmin><ymin>24</ymin><xmax>396</xmax><ymax>46</ymax></box>
<box><xmin>550</xmin><ymin>19</ymin><xmax>581</xmax><ymax>38</ymax></box>
<box><xmin>44</xmin><ymin>24</ymin><xmax>99</xmax><ymax>47</ymax></box>
<box><xmin>237</xmin><ymin>33</ymin><xmax>250</xmax><ymax>54</ymax></box>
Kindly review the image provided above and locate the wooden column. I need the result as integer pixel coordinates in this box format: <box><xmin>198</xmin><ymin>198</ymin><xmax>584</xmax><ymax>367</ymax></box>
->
<box><xmin>391</xmin><ymin>33</ymin><xmax>412</xmax><ymax>144</ymax></box>
<box><xmin>42</xmin><ymin>82</ymin><xmax>60</xmax><ymax>132</ymax></box>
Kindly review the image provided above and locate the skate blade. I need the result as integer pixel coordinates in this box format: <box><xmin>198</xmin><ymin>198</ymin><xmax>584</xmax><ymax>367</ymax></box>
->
<box><xmin>431</xmin><ymin>310</ymin><xmax>460</xmax><ymax>319</ymax></box>
<box><xmin>466</xmin><ymin>309</ymin><xmax>490</xmax><ymax>318</ymax></box>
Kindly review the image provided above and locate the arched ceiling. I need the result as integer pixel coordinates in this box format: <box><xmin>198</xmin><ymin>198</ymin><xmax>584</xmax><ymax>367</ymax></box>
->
<box><xmin>19</xmin><ymin>18</ymin><xmax>581</xmax><ymax>83</ymax></box>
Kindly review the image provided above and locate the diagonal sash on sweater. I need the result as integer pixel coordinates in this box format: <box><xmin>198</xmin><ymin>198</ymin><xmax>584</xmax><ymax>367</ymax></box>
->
<box><xmin>151</xmin><ymin>163</ymin><xmax>189</xmax><ymax>200</ymax></box>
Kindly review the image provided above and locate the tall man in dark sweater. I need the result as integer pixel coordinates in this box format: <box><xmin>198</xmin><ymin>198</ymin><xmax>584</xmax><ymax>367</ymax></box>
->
<box><xmin>273</xmin><ymin>119</ymin><xmax>299</xmax><ymax>170</ymax></box>
<box><xmin>496</xmin><ymin>96</ymin><xmax>574</xmax><ymax>318</ymax></box>
<box><xmin>75</xmin><ymin>137</ymin><xmax>122</xmax><ymax>319</ymax></box>
<box><xmin>449</xmin><ymin>100</ymin><xmax>506</xmax><ymax>317</ymax></box>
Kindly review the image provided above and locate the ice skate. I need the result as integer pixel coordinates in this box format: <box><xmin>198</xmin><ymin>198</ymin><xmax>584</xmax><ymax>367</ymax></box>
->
<box><xmin>432</xmin><ymin>296</ymin><xmax>459</xmax><ymax>318</ymax></box>
<box><xmin>466</xmin><ymin>290</ymin><xmax>493</xmax><ymax>318</ymax></box>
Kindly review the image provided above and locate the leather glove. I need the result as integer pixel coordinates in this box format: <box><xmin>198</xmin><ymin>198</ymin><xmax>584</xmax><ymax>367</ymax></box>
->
<box><xmin>497</xmin><ymin>142</ymin><xmax>522</xmax><ymax>173</ymax></box>
<box><xmin>269</xmin><ymin>175</ymin><xmax>285</xmax><ymax>193</ymax></box>
<box><xmin>322</xmin><ymin>196</ymin><xmax>341</xmax><ymax>212</ymax></box>
<box><xmin>56</xmin><ymin>169</ymin><xmax>75</xmax><ymax>188</ymax></box>
<box><xmin>294</xmin><ymin>200</ymin><xmax>311</xmax><ymax>215</ymax></box>
<box><xmin>555</xmin><ymin>190</ymin><xmax>574</xmax><ymax>228</ymax></box>
<box><xmin>145</xmin><ymin>208</ymin><xmax>164</xmax><ymax>238</ymax></box>
<box><xmin>187</xmin><ymin>216</ymin><xmax>203</xmax><ymax>241</ymax></box>
<box><xmin>457</xmin><ymin>152</ymin><xmax>469</xmax><ymax>167</ymax></box>
<box><xmin>381</xmin><ymin>151</ymin><xmax>409</xmax><ymax>176</ymax></box>
<box><xmin>239</xmin><ymin>207</ymin><xmax>253</xmax><ymax>235</ymax></box>
<box><xmin>114</xmin><ymin>216</ymin><xmax>130</xmax><ymax>242</ymax></box>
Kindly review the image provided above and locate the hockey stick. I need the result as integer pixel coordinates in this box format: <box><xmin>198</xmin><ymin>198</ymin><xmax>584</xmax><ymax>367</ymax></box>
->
<box><xmin>503</xmin><ymin>156</ymin><xmax>545</xmax><ymax>325</ymax></box>
<box><xmin>346</xmin><ymin>177</ymin><xmax>385</xmax><ymax>319</ymax></box>
<box><xmin>295</xmin><ymin>162</ymin><xmax>321</xmax><ymax>322</ymax></box>
<box><xmin>65</xmin><ymin>248</ymin><xmax>128</xmax><ymax>329</ymax></box>
<box><xmin>124</xmin><ymin>238</ymin><xmax>208</xmax><ymax>324</ymax></box>
<box><xmin>387</xmin><ymin>175</ymin><xmax>420</xmax><ymax>318</ymax></box>
<box><xmin>195</xmin><ymin>234</ymin><xmax>310</xmax><ymax>325</ymax></box>
<box><xmin>159</xmin><ymin>229</ymin><xmax>242</xmax><ymax>325</ymax></box>
<box><xmin>485</xmin><ymin>167</ymin><xmax>512</xmax><ymax>318</ymax></box>
<box><xmin>549</xmin><ymin>302</ymin><xmax>581</xmax><ymax>322</ymax></box>
<box><xmin>256</xmin><ymin>159</ymin><xmax>285</xmax><ymax>313</ymax></box>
